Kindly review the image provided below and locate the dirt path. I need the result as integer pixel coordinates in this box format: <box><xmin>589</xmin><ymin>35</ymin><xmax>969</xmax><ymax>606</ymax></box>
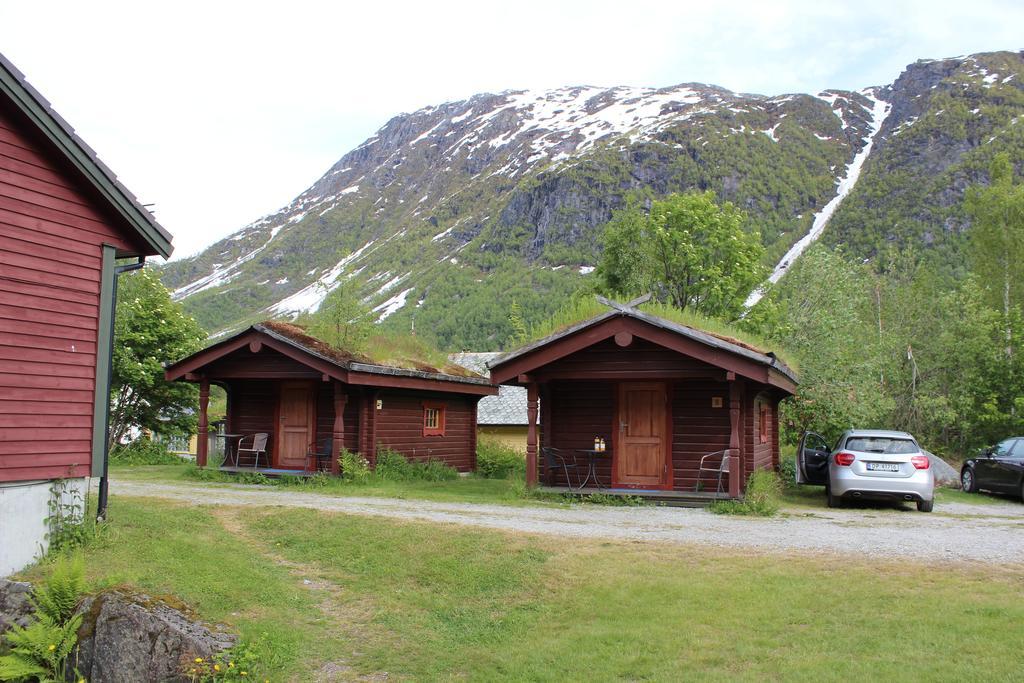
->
<box><xmin>110</xmin><ymin>480</ymin><xmax>1024</xmax><ymax>564</ymax></box>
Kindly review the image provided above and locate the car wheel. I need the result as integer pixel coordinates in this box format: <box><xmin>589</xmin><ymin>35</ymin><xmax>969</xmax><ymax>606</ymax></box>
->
<box><xmin>917</xmin><ymin>499</ymin><xmax>934</xmax><ymax>513</ymax></box>
<box><xmin>961</xmin><ymin>468</ymin><xmax>977</xmax><ymax>493</ymax></box>
<box><xmin>826</xmin><ymin>481</ymin><xmax>841</xmax><ymax>508</ymax></box>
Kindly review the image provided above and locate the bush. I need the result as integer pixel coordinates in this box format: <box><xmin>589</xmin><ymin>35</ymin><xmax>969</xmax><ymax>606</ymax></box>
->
<box><xmin>373</xmin><ymin>448</ymin><xmax>458</xmax><ymax>482</ymax></box>
<box><xmin>111</xmin><ymin>436</ymin><xmax>186</xmax><ymax>466</ymax></box>
<box><xmin>778</xmin><ymin>451</ymin><xmax>797</xmax><ymax>487</ymax></box>
<box><xmin>710</xmin><ymin>469</ymin><xmax>782</xmax><ymax>516</ymax></box>
<box><xmin>339</xmin><ymin>449</ymin><xmax>371</xmax><ymax>483</ymax></box>
<box><xmin>476</xmin><ymin>439</ymin><xmax>524</xmax><ymax>479</ymax></box>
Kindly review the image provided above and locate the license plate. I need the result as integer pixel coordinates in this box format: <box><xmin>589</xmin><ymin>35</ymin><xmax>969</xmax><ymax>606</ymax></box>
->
<box><xmin>867</xmin><ymin>462</ymin><xmax>900</xmax><ymax>472</ymax></box>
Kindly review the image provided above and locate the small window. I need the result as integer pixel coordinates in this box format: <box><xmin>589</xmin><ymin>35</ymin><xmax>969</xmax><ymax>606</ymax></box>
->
<box><xmin>423</xmin><ymin>402</ymin><xmax>446</xmax><ymax>437</ymax></box>
<box><xmin>759</xmin><ymin>404</ymin><xmax>770</xmax><ymax>445</ymax></box>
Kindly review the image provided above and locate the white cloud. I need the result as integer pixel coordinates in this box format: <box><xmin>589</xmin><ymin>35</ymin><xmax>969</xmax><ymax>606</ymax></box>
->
<box><xmin>0</xmin><ymin>0</ymin><xmax>1019</xmax><ymax>259</ymax></box>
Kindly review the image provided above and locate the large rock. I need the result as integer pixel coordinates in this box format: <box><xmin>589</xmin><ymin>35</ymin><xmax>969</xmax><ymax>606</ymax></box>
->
<box><xmin>0</xmin><ymin>578</ymin><xmax>34</xmax><ymax>635</ymax></box>
<box><xmin>69</xmin><ymin>589</ymin><xmax>237</xmax><ymax>683</ymax></box>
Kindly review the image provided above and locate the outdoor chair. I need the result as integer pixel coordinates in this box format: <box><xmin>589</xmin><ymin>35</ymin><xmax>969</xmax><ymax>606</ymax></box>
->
<box><xmin>306</xmin><ymin>438</ymin><xmax>333</xmax><ymax>473</ymax></box>
<box><xmin>542</xmin><ymin>447</ymin><xmax>580</xmax><ymax>489</ymax></box>
<box><xmin>697</xmin><ymin>449</ymin><xmax>730</xmax><ymax>494</ymax></box>
<box><xmin>236</xmin><ymin>433</ymin><xmax>269</xmax><ymax>470</ymax></box>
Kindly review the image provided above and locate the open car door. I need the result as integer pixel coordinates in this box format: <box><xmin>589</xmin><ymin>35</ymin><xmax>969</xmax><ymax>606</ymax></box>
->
<box><xmin>796</xmin><ymin>431</ymin><xmax>830</xmax><ymax>485</ymax></box>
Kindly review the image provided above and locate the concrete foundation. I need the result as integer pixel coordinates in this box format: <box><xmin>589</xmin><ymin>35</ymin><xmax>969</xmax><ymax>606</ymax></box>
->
<box><xmin>0</xmin><ymin>478</ymin><xmax>88</xmax><ymax>577</ymax></box>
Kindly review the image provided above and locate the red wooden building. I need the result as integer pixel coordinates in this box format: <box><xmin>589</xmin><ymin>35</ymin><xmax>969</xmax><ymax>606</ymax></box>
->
<box><xmin>165</xmin><ymin>321</ymin><xmax>497</xmax><ymax>474</ymax></box>
<box><xmin>488</xmin><ymin>299</ymin><xmax>797</xmax><ymax>498</ymax></box>
<box><xmin>0</xmin><ymin>53</ymin><xmax>173</xmax><ymax>574</ymax></box>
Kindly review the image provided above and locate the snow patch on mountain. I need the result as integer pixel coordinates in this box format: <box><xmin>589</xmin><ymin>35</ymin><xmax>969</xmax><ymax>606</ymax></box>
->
<box><xmin>373</xmin><ymin>287</ymin><xmax>415</xmax><ymax>321</ymax></box>
<box><xmin>268</xmin><ymin>240</ymin><xmax>376</xmax><ymax>315</ymax></box>
<box><xmin>745</xmin><ymin>90</ymin><xmax>891</xmax><ymax>309</ymax></box>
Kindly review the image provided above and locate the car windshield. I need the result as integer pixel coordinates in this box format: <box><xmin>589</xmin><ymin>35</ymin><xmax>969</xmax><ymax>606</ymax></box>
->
<box><xmin>844</xmin><ymin>437</ymin><xmax>917</xmax><ymax>454</ymax></box>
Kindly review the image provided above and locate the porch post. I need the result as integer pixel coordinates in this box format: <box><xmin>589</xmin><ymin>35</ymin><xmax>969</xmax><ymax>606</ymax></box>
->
<box><xmin>526</xmin><ymin>381</ymin><xmax>539</xmax><ymax>487</ymax></box>
<box><xmin>197</xmin><ymin>377</ymin><xmax>209</xmax><ymax>468</ymax></box>
<box><xmin>728</xmin><ymin>375</ymin><xmax>741</xmax><ymax>498</ymax></box>
<box><xmin>332</xmin><ymin>383</ymin><xmax>346</xmax><ymax>475</ymax></box>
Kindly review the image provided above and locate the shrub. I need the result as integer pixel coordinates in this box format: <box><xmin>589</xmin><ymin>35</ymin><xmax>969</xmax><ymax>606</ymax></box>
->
<box><xmin>374</xmin><ymin>448</ymin><xmax>414</xmax><ymax>481</ymax></box>
<box><xmin>410</xmin><ymin>458</ymin><xmax>459</xmax><ymax>482</ymax></box>
<box><xmin>111</xmin><ymin>436</ymin><xmax>186</xmax><ymax>466</ymax></box>
<box><xmin>476</xmin><ymin>439</ymin><xmax>524</xmax><ymax>479</ymax></box>
<box><xmin>778</xmin><ymin>451</ymin><xmax>797</xmax><ymax>487</ymax></box>
<box><xmin>583</xmin><ymin>492</ymin><xmax>647</xmax><ymax>507</ymax></box>
<box><xmin>710</xmin><ymin>469</ymin><xmax>782</xmax><ymax>516</ymax></box>
<box><xmin>339</xmin><ymin>449</ymin><xmax>371</xmax><ymax>483</ymax></box>
<box><xmin>374</xmin><ymin>448</ymin><xmax>458</xmax><ymax>482</ymax></box>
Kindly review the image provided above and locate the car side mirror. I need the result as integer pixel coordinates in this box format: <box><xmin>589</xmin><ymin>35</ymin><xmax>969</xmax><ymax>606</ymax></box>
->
<box><xmin>984</xmin><ymin>447</ymin><xmax>994</xmax><ymax>457</ymax></box>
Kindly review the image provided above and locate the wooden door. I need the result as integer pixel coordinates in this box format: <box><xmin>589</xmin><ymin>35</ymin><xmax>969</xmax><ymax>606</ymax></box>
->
<box><xmin>615</xmin><ymin>382</ymin><xmax>670</xmax><ymax>488</ymax></box>
<box><xmin>277</xmin><ymin>381</ymin><xmax>316</xmax><ymax>469</ymax></box>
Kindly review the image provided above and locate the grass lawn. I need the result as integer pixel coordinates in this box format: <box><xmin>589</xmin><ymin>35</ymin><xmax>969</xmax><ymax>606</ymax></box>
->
<box><xmin>110</xmin><ymin>463</ymin><xmax>535</xmax><ymax>506</ymax></box>
<box><xmin>20</xmin><ymin>496</ymin><xmax>1024</xmax><ymax>681</ymax></box>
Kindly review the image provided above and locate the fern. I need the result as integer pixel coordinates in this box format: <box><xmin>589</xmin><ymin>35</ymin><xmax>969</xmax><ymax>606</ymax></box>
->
<box><xmin>0</xmin><ymin>614</ymin><xmax>81</xmax><ymax>683</ymax></box>
<box><xmin>31</xmin><ymin>554</ymin><xmax>85</xmax><ymax>625</ymax></box>
<box><xmin>0</xmin><ymin>555</ymin><xmax>87</xmax><ymax>683</ymax></box>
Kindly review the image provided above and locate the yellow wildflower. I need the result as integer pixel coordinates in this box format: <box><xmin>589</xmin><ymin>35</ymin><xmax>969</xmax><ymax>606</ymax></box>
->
<box><xmin>214</xmin><ymin>663</ymin><xmax>221</xmax><ymax>672</ymax></box>
<box><xmin>48</xmin><ymin>644</ymin><xmax>56</xmax><ymax>651</ymax></box>
<box><xmin>229</xmin><ymin>661</ymin><xmax>235</xmax><ymax>668</ymax></box>
<box><xmin>240</xmin><ymin>673</ymin><xmax>247</xmax><ymax>677</ymax></box>
<box><xmin>194</xmin><ymin>657</ymin><xmax>204</xmax><ymax>663</ymax></box>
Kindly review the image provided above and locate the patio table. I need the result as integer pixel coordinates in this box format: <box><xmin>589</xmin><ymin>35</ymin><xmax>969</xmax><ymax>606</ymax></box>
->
<box><xmin>575</xmin><ymin>449</ymin><xmax>609</xmax><ymax>489</ymax></box>
<box><xmin>213</xmin><ymin>433</ymin><xmax>245</xmax><ymax>467</ymax></box>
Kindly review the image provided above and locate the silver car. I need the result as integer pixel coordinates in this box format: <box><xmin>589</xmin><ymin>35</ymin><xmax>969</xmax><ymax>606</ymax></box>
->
<box><xmin>797</xmin><ymin>429</ymin><xmax>935</xmax><ymax>512</ymax></box>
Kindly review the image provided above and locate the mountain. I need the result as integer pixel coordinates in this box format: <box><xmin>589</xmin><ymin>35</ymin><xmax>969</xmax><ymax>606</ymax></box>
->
<box><xmin>162</xmin><ymin>50</ymin><xmax>1024</xmax><ymax>349</ymax></box>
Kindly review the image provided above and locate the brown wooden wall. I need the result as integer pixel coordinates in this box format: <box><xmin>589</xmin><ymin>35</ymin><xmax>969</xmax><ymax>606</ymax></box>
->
<box><xmin>546</xmin><ymin>381</ymin><xmax>615</xmax><ymax>487</ymax></box>
<box><xmin>540</xmin><ymin>376</ymin><xmax>781</xmax><ymax>492</ymax></box>
<box><xmin>373</xmin><ymin>390</ymin><xmax>477</xmax><ymax>471</ymax></box>
<box><xmin>224</xmin><ymin>378</ymin><xmax>478</xmax><ymax>472</ymax></box>
<box><xmin>226</xmin><ymin>380</ymin><xmax>278</xmax><ymax>463</ymax></box>
<box><xmin>0</xmin><ymin>102</ymin><xmax>142</xmax><ymax>483</ymax></box>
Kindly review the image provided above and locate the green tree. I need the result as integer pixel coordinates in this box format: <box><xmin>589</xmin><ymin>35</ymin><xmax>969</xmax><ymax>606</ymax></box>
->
<box><xmin>761</xmin><ymin>247</ymin><xmax>892</xmax><ymax>443</ymax></box>
<box><xmin>307</xmin><ymin>283</ymin><xmax>372</xmax><ymax>351</ymax></box>
<box><xmin>110</xmin><ymin>268</ymin><xmax>206</xmax><ymax>450</ymax></box>
<box><xmin>965</xmin><ymin>152</ymin><xmax>1024</xmax><ymax>358</ymax></box>
<box><xmin>596</xmin><ymin>192</ymin><xmax>765</xmax><ymax>320</ymax></box>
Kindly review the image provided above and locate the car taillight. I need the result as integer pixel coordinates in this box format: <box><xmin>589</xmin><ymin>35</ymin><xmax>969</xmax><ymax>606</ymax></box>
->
<box><xmin>911</xmin><ymin>455</ymin><xmax>930</xmax><ymax>470</ymax></box>
<box><xmin>834</xmin><ymin>452</ymin><xmax>856</xmax><ymax>466</ymax></box>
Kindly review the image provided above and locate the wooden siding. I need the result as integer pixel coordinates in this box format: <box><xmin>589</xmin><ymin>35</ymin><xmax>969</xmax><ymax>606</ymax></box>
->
<box><xmin>534</xmin><ymin>337</ymin><xmax>724</xmax><ymax>381</ymax></box>
<box><xmin>202</xmin><ymin>347</ymin><xmax>321</xmax><ymax>380</ymax></box>
<box><xmin>542</xmin><ymin>378</ymin><xmax>776</xmax><ymax>493</ymax></box>
<box><xmin>546</xmin><ymin>381</ymin><xmax>615</xmax><ymax>487</ymax></box>
<box><xmin>0</xmin><ymin>102</ymin><xmax>143</xmax><ymax>483</ymax></box>
<box><xmin>226</xmin><ymin>380</ymin><xmax>278</xmax><ymax>465</ymax></box>
<box><xmin>373</xmin><ymin>391</ymin><xmax>476</xmax><ymax>471</ymax></box>
<box><xmin>750</xmin><ymin>391</ymin><xmax>774</xmax><ymax>474</ymax></box>
<box><xmin>671</xmin><ymin>381</ymin><xmax>732</xmax><ymax>491</ymax></box>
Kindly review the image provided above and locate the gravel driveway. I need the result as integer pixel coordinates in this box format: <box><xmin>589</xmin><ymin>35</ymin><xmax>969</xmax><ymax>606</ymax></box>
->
<box><xmin>109</xmin><ymin>480</ymin><xmax>1024</xmax><ymax>564</ymax></box>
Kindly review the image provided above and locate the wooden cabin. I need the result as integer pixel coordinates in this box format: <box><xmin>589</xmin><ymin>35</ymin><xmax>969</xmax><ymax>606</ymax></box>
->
<box><xmin>165</xmin><ymin>322</ymin><xmax>497</xmax><ymax>474</ymax></box>
<box><xmin>0</xmin><ymin>52</ymin><xmax>173</xmax><ymax>575</ymax></box>
<box><xmin>488</xmin><ymin>299</ymin><xmax>797</xmax><ymax>499</ymax></box>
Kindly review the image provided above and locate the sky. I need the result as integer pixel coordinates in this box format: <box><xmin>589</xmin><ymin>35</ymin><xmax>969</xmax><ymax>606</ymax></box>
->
<box><xmin>1</xmin><ymin>0</ymin><xmax>1021</xmax><ymax>259</ymax></box>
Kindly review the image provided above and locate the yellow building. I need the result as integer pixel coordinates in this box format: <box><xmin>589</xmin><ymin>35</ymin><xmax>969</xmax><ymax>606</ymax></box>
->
<box><xmin>449</xmin><ymin>353</ymin><xmax>531</xmax><ymax>454</ymax></box>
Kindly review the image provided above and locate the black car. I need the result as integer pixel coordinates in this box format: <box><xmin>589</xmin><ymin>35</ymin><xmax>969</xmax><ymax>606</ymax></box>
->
<box><xmin>961</xmin><ymin>437</ymin><xmax>1024</xmax><ymax>500</ymax></box>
